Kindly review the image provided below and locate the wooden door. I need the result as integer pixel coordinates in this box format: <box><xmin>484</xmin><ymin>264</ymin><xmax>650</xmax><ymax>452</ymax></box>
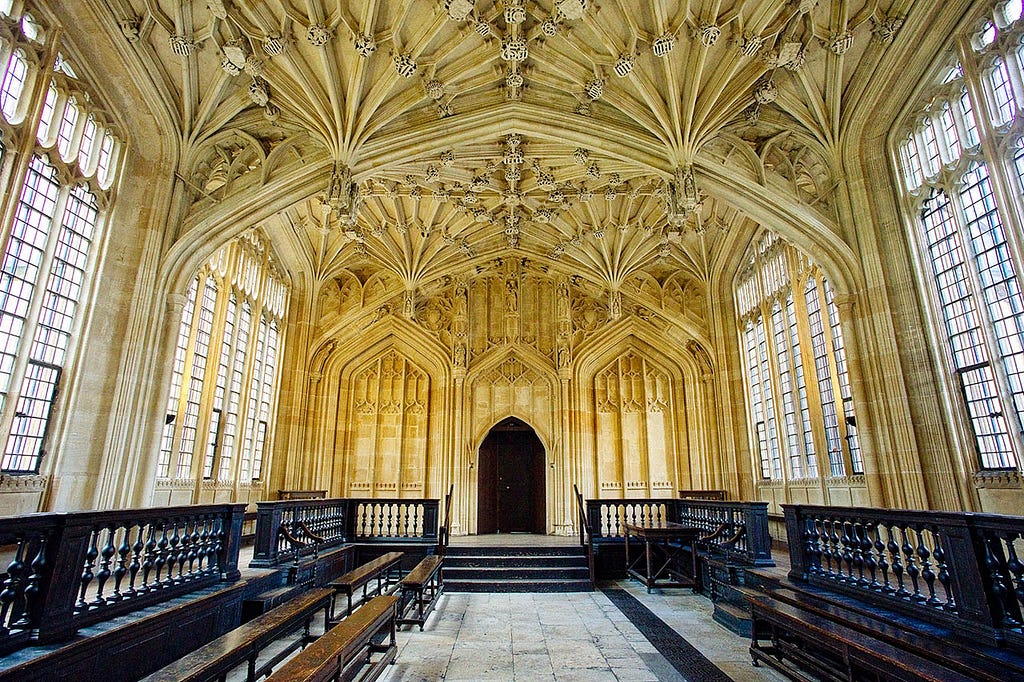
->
<box><xmin>477</xmin><ymin>419</ymin><xmax>545</xmax><ymax>534</ymax></box>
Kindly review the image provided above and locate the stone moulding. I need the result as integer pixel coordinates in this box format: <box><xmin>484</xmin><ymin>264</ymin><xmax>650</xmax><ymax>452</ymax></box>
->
<box><xmin>973</xmin><ymin>469</ymin><xmax>1023</xmax><ymax>489</ymax></box>
<box><xmin>0</xmin><ymin>474</ymin><xmax>47</xmax><ymax>492</ymax></box>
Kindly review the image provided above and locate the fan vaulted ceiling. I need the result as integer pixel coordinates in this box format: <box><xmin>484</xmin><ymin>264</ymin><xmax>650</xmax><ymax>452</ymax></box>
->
<box><xmin>109</xmin><ymin>0</ymin><xmax>910</xmax><ymax>296</ymax></box>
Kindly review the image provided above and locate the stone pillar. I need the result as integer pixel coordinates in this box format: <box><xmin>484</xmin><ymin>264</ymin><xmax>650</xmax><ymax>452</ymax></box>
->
<box><xmin>833</xmin><ymin>292</ymin><xmax>888</xmax><ymax>506</ymax></box>
<box><xmin>123</xmin><ymin>292</ymin><xmax>187</xmax><ymax>508</ymax></box>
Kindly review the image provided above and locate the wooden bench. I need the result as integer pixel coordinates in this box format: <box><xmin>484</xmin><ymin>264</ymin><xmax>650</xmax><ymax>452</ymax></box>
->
<box><xmin>757</xmin><ymin>581</ymin><xmax>1024</xmax><ymax>681</ymax></box>
<box><xmin>329</xmin><ymin>551</ymin><xmax>403</xmax><ymax>621</ymax></box>
<box><xmin>396</xmin><ymin>555</ymin><xmax>443</xmax><ymax>631</ymax></box>
<box><xmin>265</xmin><ymin>595</ymin><xmax>398</xmax><ymax>682</ymax></box>
<box><xmin>142</xmin><ymin>587</ymin><xmax>334</xmax><ymax>682</ymax></box>
<box><xmin>748</xmin><ymin>594</ymin><xmax>977</xmax><ymax>682</ymax></box>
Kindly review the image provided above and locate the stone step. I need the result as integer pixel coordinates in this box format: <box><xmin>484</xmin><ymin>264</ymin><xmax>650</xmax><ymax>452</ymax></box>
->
<box><xmin>446</xmin><ymin>577</ymin><xmax>594</xmax><ymax>593</ymax></box>
<box><xmin>446</xmin><ymin>545</ymin><xmax>586</xmax><ymax>557</ymax></box>
<box><xmin>445</xmin><ymin>565</ymin><xmax>591</xmax><ymax>581</ymax></box>
<box><xmin>443</xmin><ymin>544</ymin><xmax>592</xmax><ymax>593</ymax></box>
<box><xmin>446</xmin><ymin>554</ymin><xmax>586</xmax><ymax>568</ymax></box>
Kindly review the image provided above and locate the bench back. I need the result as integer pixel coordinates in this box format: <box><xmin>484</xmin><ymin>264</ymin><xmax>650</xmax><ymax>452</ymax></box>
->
<box><xmin>142</xmin><ymin>587</ymin><xmax>333</xmax><ymax>682</ymax></box>
<box><xmin>266</xmin><ymin>595</ymin><xmax>399</xmax><ymax>682</ymax></box>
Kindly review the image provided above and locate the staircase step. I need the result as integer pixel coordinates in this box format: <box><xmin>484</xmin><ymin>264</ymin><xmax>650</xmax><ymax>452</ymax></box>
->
<box><xmin>442</xmin><ymin>543</ymin><xmax>592</xmax><ymax>593</ymax></box>
<box><xmin>446</xmin><ymin>555</ymin><xmax>585</xmax><ymax>568</ymax></box>
<box><xmin>446</xmin><ymin>545</ymin><xmax>586</xmax><ymax>557</ymax></box>
<box><xmin>446</xmin><ymin>578</ymin><xmax>594</xmax><ymax>593</ymax></box>
<box><xmin>445</xmin><ymin>566</ymin><xmax>590</xmax><ymax>581</ymax></box>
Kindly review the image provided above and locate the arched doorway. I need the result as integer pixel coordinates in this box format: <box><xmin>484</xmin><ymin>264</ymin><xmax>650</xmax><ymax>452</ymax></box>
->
<box><xmin>477</xmin><ymin>417</ymin><xmax>546</xmax><ymax>534</ymax></box>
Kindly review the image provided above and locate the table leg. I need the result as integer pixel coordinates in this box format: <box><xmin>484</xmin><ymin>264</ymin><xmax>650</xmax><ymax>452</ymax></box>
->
<box><xmin>645</xmin><ymin>539</ymin><xmax>653</xmax><ymax>593</ymax></box>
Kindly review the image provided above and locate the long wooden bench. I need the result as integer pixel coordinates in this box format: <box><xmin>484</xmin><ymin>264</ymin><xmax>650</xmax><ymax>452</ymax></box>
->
<box><xmin>265</xmin><ymin>595</ymin><xmax>398</xmax><ymax>682</ymax></box>
<box><xmin>748</xmin><ymin>595</ymin><xmax>977</xmax><ymax>682</ymax></box>
<box><xmin>329</xmin><ymin>551</ymin><xmax>403</xmax><ymax>621</ymax></box>
<box><xmin>756</xmin><ymin>580</ymin><xmax>1024</xmax><ymax>681</ymax></box>
<box><xmin>142</xmin><ymin>587</ymin><xmax>334</xmax><ymax>682</ymax></box>
<box><xmin>396</xmin><ymin>555</ymin><xmax>443</xmax><ymax>631</ymax></box>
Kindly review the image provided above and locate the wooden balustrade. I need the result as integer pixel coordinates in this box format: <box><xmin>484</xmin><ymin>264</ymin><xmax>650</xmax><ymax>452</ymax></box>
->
<box><xmin>784</xmin><ymin>504</ymin><xmax>1024</xmax><ymax>648</ymax></box>
<box><xmin>250</xmin><ymin>497</ymin><xmax>440</xmax><ymax>568</ymax></box>
<box><xmin>585</xmin><ymin>497</ymin><xmax>774</xmax><ymax>567</ymax></box>
<box><xmin>0</xmin><ymin>503</ymin><xmax>245</xmax><ymax>654</ymax></box>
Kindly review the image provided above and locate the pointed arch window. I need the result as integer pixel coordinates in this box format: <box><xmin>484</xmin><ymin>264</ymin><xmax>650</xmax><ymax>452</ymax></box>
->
<box><xmin>896</xmin><ymin>10</ymin><xmax>1024</xmax><ymax>471</ymax></box>
<box><xmin>736</xmin><ymin>234</ymin><xmax>861</xmax><ymax>483</ymax></box>
<box><xmin>156</xmin><ymin>233</ymin><xmax>288</xmax><ymax>486</ymax></box>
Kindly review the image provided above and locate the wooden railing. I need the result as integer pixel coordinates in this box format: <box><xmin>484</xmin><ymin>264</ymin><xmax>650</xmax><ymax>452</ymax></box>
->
<box><xmin>437</xmin><ymin>485</ymin><xmax>454</xmax><ymax>556</ymax></box>
<box><xmin>573</xmin><ymin>485</ymin><xmax>595</xmax><ymax>585</ymax></box>
<box><xmin>0</xmin><ymin>503</ymin><xmax>244</xmax><ymax>654</ymax></box>
<box><xmin>250</xmin><ymin>497</ymin><xmax>440</xmax><ymax>568</ymax></box>
<box><xmin>785</xmin><ymin>504</ymin><xmax>1024</xmax><ymax>648</ymax></box>
<box><xmin>585</xmin><ymin>497</ymin><xmax>774</xmax><ymax>567</ymax></box>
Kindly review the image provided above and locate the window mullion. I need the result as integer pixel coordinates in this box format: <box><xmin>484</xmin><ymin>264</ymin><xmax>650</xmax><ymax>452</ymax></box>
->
<box><xmin>190</xmin><ymin>273</ymin><xmax>230</xmax><ymax>489</ymax></box>
<box><xmin>0</xmin><ymin>49</ymin><xmax>58</xmax><ymax>293</ymax></box>
<box><xmin>0</xmin><ymin>182</ymin><xmax>70</xmax><ymax>441</ymax></box>
<box><xmin>792</xmin><ymin>273</ymin><xmax>830</xmax><ymax>481</ymax></box>
<box><xmin>764</xmin><ymin>298</ymin><xmax>791</xmax><ymax>486</ymax></box>
<box><xmin>946</xmin><ymin>182</ymin><xmax>1024</xmax><ymax>464</ymax></box>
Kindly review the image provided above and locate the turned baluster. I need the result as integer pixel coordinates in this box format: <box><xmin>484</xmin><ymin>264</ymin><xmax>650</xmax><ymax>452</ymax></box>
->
<box><xmin>931</xmin><ymin>527</ymin><xmax>956</xmax><ymax>612</ymax></box>
<box><xmin>153</xmin><ymin>523</ymin><xmax>169</xmax><ymax>587</ymax></box>
<box><xmin>140</xmin><ymin>524</ymin><xmax>157</xmax><ymax>592</ymax></box>
<box><xmin>826</xmin><ymin>518</ymin><xmax>842</xmax><ymax>577</ymax></box>
<box><xmin>840</xmin><ymin>520</ymin><xmax>855</xmax><ymax>582</ymax></box>
<box><xmin>20</xmin><ymin>533</ymin><xmax>47</xmax><ymax>627</ymax></box>
<box><xmin>111</xmin><ymin>525</ymin><xmax>131</xmax><ymax>602</ymax></box>
<box><xmin>902</xmin><ymin>526</ymin><xmax>923</xmax><ymax>602</ymax></box>
<box><xmin>169</xmin><ymin>520</ymin><xmax>185</xmax><ymax>583</ymax></box>
<box><xmin>91</xmin><ymin>525</ymin><xmax>117</xmax><ymax>606</ymax></box>
<box><xmin>982</xmin><ymin>533</ymin><xmax>1018</xmax><ymax>628</ymax></box>
<box><xmin>1002</xmin><ymin>532</ymin><xmax>1024</xmax><ymax>625</ymax></box>
<box><xmin>77</xmin><ymin>529</ymin><xmax>100</xmax><ymax>610</ymax></box>
<box><xmin>0</xmin><ymin>536</ymin><xmax>27</xmax><ymax>634</ymax></box>
<box><xmin>185</xmin><ymin>518</ymin><xmax>200</xmax><ymax>577</ymax></box>
<box><xmin>861</xmin><ymin>522</ymin><xmax>877</xmax><ymax>588</ymax></box>
<box><xmin>805</xmin><ymin>518</ymin><xmax>822</xmax><ymax>576</ymax></box>
<box><xmin>197</xmin><ymin>518</ymin><xmax>211</xmax><ymax>572</ymax></box>
<box><xmin>916</xmin><ymin>527</ymin><xmax>937</xmax><ymax>606</ymax></box>
<box><xmin>890</xmin><ymin>525</ymin><xmax>908</xmax><ymax>598</ymax></box>
<box><xmin>874</xmin><ymin>523</ymin><xmax>892</xmax><ymax>593</ymax></box>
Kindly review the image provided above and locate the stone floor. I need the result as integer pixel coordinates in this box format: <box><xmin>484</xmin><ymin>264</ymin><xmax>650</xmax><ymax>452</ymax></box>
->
<box><xmin>382</xmin><ymin>581</ymin><xmax>788</xmax><ymax>682</ymax></box>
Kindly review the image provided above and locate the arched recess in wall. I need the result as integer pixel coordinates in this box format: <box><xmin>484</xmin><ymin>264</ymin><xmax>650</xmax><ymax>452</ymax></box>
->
<box><xmin>460</xmin><ymin>345</ymin><xmax>560</xmax><ymax>534</ymax></box>
<box><xmin>315</xmin><ymin>318</ymin><xmax>452</xmax><ymax>498</ymax></box>
<box><xmin>573</xmin><ymin>319</ymin><xmax>712</xmax><ymax>499</ymax></box>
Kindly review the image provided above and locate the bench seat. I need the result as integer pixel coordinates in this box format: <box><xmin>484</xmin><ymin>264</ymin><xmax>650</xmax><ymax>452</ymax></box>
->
<box><xmin>749</xmin><ymin>595</ymin><xmax>977</xmax><ymax>682</ymax></box>
<box><xmin>761</xmin><ymin>581</ymin><xmax>1024</xmax><ymax>681</ymax></box>
<box><xmin>266</xmin><ymin>595</ymin><xmax>398</xmax><ymax>682</ymax></box>
<box><xmin>397</xmin><ymin>555</ymin><xmax>443</xmax><ymax>630</ymax></box>
<box><xmin>142</xmin><ymin>587</ymin><xmax>334</xmax><ymax>682</ymax></box>
<box><xmin>329</xmin><ymin>551</ymin><xmax>403</xmax><ymax>620</ymax></box>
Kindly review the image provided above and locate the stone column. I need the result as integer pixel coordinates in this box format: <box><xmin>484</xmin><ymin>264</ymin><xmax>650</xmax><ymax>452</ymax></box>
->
<box><xmin>122</xmin><ymin>292</ymin><xmax>187</xmax><ymax>508</ymax></box>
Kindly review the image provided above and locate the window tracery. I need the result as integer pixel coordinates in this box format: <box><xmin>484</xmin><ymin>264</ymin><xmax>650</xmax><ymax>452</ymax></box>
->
<box><xmin>155</xmin><ymin>232</ymin><xmax>288</xmax><ymax>485</ymax></box>
<box><xmin>896</xmin><ymin>5</ymin><xmax>1024</xmax><ymax>472</ymax></box>
<box><xmin>736</xmin><ymin>232</ymin><xmax>861</xmax><ymax>483</ymax></box>
<box><xmin>0</xmin><ymin>11</ymin><xmax>122</xmax><ymax>473</ymax></box>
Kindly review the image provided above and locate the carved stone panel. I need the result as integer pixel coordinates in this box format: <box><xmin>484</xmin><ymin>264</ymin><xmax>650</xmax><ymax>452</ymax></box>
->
<box><xmin>594</xmin><ymin>350</ymin><xmax>677</xmax><ymax>498</ymax></box>
<box><xmin>347</xmin><ymin>349</ymin><xmax>430</xmax><ymax>496</ymax></box>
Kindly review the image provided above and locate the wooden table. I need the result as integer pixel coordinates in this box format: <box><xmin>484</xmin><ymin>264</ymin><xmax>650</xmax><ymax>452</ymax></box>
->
<box><xmin>624</xmin><ymin>521</ymin><xmax>701</xmax><ymax>593</ymax></box>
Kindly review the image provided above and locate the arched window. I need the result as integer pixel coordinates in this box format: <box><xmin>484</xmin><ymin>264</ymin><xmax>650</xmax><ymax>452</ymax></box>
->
<box><xmin>895</xmin><ymin>9</ymin><xmax>1024</xmax><ymax>472</ymax></box>
<box><xmin>0</xmin><ymin>19</ymin><xmax>123</xmax><ymax>474</ymax></box>
<box><xmin>156</xmin><ymin>232</ymin><xmax>288</xmax><ymax>487</ymax></box>
<box><xmin>0</xmin><ymin>49</ymin><xmax>27</xmax><ymax>121</ymax></box>
<box><xmin>736</xmin><ymin>233</ymin><xmax>862</xmax><ymax>485</ymax></box>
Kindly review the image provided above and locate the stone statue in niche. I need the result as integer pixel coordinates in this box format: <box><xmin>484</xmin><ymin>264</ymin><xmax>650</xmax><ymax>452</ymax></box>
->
<box><xmin>505</xmin><ymin>278</ymin><xmax>518</xmax><ymax>313</ymax></box>
<box><xmin>454</xmin><ymin>342</ymin><xmax>467</xmax><ymax>367</ymax></box>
